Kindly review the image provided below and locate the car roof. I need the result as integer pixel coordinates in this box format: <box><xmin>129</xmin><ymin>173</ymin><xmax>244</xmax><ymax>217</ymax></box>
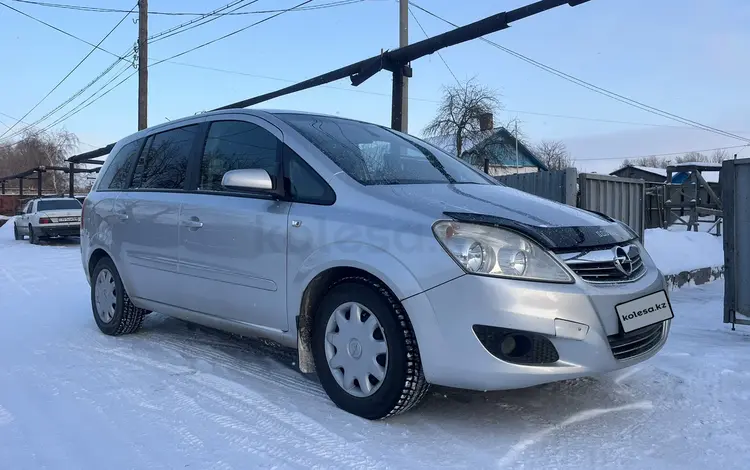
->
<box><xmin>33</xmin><ymin>197</ymin><xmax>80</xmax><ymax>202</ymax></box>
<box><xmin>118</xmin><ymin>108</ymin><xmax>383</xmax><ymax>144</ymax></box>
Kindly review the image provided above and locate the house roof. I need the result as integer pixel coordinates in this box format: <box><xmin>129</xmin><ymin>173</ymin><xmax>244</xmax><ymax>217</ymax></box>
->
<box><xmin>611</xmin><ymin>164</ymin><xmax>720</xmax><ymax>183</ymax></box>
<box><xmin>424</xmin><ymin>127</ymin><xmax>548</xmax><ymax>170</ymax></box>
<box><xmin>622</xmin><ymin>165</ymin><xmax>668</xmax><ymax>177</ymax></box>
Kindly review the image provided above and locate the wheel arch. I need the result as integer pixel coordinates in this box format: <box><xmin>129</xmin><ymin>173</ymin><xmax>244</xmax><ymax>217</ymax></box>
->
<box><xmin>87</xmin><ymin>248</ymin><xmax>137</xmax><ymax>299</ymax></box>
<box><xmin>294</xmin><ymin>262</ymin><xmax>417</xmax><ymax>375</ymax></box>
<box><xmin>88</xmin><ymin>248</ymin><xmax>111</xmax><ymax>282</ymax></box>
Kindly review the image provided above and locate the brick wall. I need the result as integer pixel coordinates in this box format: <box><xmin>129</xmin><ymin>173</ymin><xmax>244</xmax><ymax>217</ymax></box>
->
<box><xmin>0</xmin><ymin>195</ymin><xmax>21</xmax><ymax>217</ymax></box>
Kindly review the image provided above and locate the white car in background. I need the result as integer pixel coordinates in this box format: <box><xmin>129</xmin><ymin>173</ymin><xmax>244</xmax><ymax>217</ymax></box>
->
<box><xmin>14</xmin><ymin>197</ymin><xmax>82</xmax><ymax>244</ymax></box>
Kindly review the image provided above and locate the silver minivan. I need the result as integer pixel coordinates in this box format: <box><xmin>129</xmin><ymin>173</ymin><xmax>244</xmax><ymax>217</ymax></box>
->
<box><xmin>81</xmin><ymin>109</ymin><xmax>672</xmax><ymax>419</ymax></box>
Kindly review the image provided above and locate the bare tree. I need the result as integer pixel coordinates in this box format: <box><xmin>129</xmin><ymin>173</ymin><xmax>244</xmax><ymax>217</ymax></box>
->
<box><xmin>533</xmin><ymin>140</ymin><xmax>575</xmax><ymax>170</ymax></box>
<box><xmin>674</xmin><ymin>151</ymin><xmax>709</xmax><ymax>164</ymax></box>
<box><xmin>423</xmin><ymin>78</ymin><xmax>501</xmax><ymax>159</ymax></box>
<box><xmin>709</xmin><ymin>148</ymin><xmax>731</xmax><ymax>163</ymax></box>
<box><xmin>0</xmin><ymin>129</ymin><xmax>79</xmax><ymax>193</ymax></box>
<box><xmin>621</xmin><ymin>155</ymin><xmax>671</xmax><ymax>169</ymax></box>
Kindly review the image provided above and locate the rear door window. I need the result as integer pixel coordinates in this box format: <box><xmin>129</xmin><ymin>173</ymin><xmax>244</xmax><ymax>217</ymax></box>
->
<box><xmin>131</xmin><ymin>125</ymin><xmax>199</xmax><ymax>190</ymax></box>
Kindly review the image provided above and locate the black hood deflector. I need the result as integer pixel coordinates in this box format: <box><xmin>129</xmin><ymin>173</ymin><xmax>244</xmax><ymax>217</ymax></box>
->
<box><xmin>444</xmin><ymin>211</ymin><xmax>638</xmax><ymax>252</ymax></box>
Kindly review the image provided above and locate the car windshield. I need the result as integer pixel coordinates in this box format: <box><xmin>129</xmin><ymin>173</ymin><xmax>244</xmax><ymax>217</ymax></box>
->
<box><xmin>37</xmin><ymin>199</ymin><xmax>82</xmax><ymax>211</ymax></box>
<box><xmin>276</xmin><ymin>113</ymin><xmax>494</xmax><ymax>186</ymax></box>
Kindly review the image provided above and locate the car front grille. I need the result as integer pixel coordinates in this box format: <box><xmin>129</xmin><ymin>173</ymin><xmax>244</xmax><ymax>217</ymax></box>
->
<box><xmin>561</xmin><ymin>244</ymin><xmax>646</xmax><ymax>284</ymax></box>
<box><xmin>607</xmin><ymin>322</ymin><xmax>665</xmax><ymax>360</ymax></box>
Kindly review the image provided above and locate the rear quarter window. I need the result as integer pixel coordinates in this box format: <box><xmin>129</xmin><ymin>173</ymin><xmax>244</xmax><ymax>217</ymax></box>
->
<box><xmin>131</xmin><ymin>125</ymin><xmax>199</xmax><ymax>190</ymax></box>
<box><xmin>97</xmin><ymin>138</ymin><xmax>145</xmax><ymax>190</ymax></box>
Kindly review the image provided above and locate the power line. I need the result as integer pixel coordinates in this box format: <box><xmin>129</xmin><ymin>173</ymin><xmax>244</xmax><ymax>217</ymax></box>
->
<box><xmin>1</xmin><ymin>0</ymin><xmax>272</xmax><ymax>139</ymax></box>
<box><xmin>408</xmin><ymin>6</ymin><xmax>460</xmax><ymax>86</ymax></box>
<box><xmin>0</xmin><ymin>1</ymin><xmax>123</xmax><ymax>59</ymax></box>
<box><xmin>40</xmin><ymin>66</ymin><xmax>137</xmax><ymax>135</ymax></box>
<box><xmin>0</xmin><ymin>1</ymin><xmax>135</xmax><ymax>140</ymax></box>
<box><xmin>408</xmin><ymin>2</ymin><xmax>750</xmax><ymax>145</ymax></box>
<box><xmin>9</xmin><ymin>0</ymin><xmax>366</xmax><ymax>16</ymax></box>
<box><xmin>0</xmin><ymin>110</ymin><xmax>98</xmax><ymax>148</ymax></box>
<box><xmin>148</xmin><ymin>0</ymin><xmax>316</xmax><ymax>67</ymax></box>
<box><xmin>575</xmin><ymin>145</ymin><xmax>748</xmax><ymax>162</ymax></box>
<box><xmin>1</xmin><ymin>0</ymin><xmax>260</xmax><ymax>138</ymax></box>
<box><xmin>9</xmin><ymin>0</ymin><xmax>318</xmax><ymax>135</ymax></box>
<box><xmin>165</xmin><ymin>61</ymin><xmax>750</xmax><ymax>134</ymax></box>
<box><xmin>148</xmin><ymin>0</ymin><xmax>257</xmax><ymax>44</ymax></box>
<box><xmin>3</xmin><ymin>57</ymin><xmax>128</xmax><ymax>142</ymax></box>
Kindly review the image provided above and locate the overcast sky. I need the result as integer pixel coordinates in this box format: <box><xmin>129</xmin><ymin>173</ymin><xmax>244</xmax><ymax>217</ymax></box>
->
<box><xmin>1</xmin><ymin>0</ymin><xmax>748</xmax><ymax>174</ymax></box>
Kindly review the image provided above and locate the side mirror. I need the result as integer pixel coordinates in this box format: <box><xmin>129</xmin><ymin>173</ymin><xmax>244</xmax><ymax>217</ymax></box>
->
<box><xmin>221</xmin><ymin>169</ymin><xmax>274</xmax><ymax>192</ymax></box>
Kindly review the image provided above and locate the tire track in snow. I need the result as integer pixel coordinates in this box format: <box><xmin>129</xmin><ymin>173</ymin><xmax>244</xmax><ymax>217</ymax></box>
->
<box><xmin>154</xmin><ymin>336</ymin><xmax>327</xmax><ymax>400</ymax></box>
<box><xmin>96</xmin><ymin>347</ymin><xmax>384</xmax><ymax>469</ymax></box>
<box><xmin>496</xmin><ymin>401</ymin><xmax>654</xmax><ymax>468</ymax></box>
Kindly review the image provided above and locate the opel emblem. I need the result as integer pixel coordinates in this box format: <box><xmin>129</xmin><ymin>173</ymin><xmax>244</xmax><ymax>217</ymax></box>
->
<box><xmin>612</xmin><ymin>246</ymin><xmax>633</xmax><ymax>276</ymax></box>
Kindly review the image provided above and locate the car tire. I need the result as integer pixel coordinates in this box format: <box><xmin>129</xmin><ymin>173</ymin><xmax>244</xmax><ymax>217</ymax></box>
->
<box><xmin>13</xmin><ymin>223</ymin><xmax>22</xmax><ymax>241</ymax></box>
<box><xmin>312</xmin><ymin>277</ymin><xmax>429</xmax><ymax>420</ymax></box>
<box><xmin>91</xmin><ymin>257</ymin><xmax>147</xmax><ymax>336</ymax></box>
<box><xmin>28</xmin><ymin>225</ymin><xmax>38</xmax><ymax>245</ymax></box>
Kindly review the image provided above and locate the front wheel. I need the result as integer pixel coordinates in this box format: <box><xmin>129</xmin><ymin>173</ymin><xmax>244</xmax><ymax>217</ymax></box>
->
<box><xmin>91</xmin><ymin>257</ymin><xmax>147</xmax><ymax>336</ymax></box>
<box><xmin>312</xmin><ymin>278</ymin><xmax>429</xmax><ymax>420</ymax></box>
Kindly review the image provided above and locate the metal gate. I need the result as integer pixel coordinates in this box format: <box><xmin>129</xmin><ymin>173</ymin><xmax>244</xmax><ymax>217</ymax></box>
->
<box><xmin>579</xmin><ymin>173</ymin><xmax>646</xmax><ymax>239</ymax></box>
<box><xmin>495</xmin><ymin>168</ymin><xmax>577</xmax><ymax>205</ymax></box>
<box><xmin>722</xmin><ymin>158</ymin><xmax>750</xmax><ymax>326</ymax></box>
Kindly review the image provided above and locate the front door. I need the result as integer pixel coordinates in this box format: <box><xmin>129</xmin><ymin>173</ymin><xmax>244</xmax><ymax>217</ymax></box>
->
<box><xmin>177</xmin><ymin>116</ymin><xmax>290</xmax><ymax>331</ymax></box>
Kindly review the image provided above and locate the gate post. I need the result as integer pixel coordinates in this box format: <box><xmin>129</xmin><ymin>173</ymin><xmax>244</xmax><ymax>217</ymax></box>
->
<box><xmin>69</xmin><ymin>162</ymin><xmax>75</xmax><ymax>198</ymax></box>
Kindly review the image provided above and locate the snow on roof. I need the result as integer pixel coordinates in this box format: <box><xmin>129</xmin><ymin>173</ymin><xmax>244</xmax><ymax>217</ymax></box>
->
<box><xmin>626</xmin><ymin>164</ymin><xmax>720</xmax><ymax>183</ymax></box>
<box><xmin>673</xmin><ymin>161</ymin><xmax>723</xmax><ymax>168</ymax></box>
<box><xmin>631</xmin><ymin>166</ymin><xmax>668</xmax><ymax>177</ymax></box>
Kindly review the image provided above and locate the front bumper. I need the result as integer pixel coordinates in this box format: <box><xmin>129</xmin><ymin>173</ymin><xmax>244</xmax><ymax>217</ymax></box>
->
<box><xmin>37</xmin><ymin>223</ymin><xmax>80</xmax><ymax>238</ymax></box>
<box><xmin>402</xmin><ymin>265</ymin><xmax>670</xmax><ymax>391</ymax></box>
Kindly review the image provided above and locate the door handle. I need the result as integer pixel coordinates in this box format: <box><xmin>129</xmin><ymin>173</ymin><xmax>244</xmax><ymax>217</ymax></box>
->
<box><xmin>181</xmin><ymin>217</ymin><xmax>203</xmax><ymax>230</ymax></box>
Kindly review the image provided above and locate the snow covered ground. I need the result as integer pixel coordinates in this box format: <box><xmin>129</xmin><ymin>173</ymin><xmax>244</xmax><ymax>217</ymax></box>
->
<box><xmin>1</xmin><ymin>219</ymin><xmax>749</xmax><ymax>469</ymax></box>
<box><xmin>644</xmin><ymin>228</ymin><xmax>724</xmax><ymax>275</ymax></box>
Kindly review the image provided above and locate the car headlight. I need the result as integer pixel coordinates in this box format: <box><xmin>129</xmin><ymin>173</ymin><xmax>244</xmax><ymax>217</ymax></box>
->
<box><xmin>432</xmin><ymin>221</ymin><xmax>574</xmax><ymax>283</ymax></box>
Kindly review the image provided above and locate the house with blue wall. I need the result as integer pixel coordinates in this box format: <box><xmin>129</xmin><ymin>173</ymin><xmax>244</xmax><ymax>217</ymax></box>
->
<box><xmin>425</xmin><ymin>127</ymin><xmax>547</xmax><ymax>176</ymax></box>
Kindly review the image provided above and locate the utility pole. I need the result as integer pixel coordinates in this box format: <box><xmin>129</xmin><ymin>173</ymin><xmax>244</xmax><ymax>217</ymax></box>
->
<box><xmin>138</xmin><ymin>0</ymin><xmax>148</xmax><ymax>130</ymax></box>
<box><xmin>399</xmin><ymin>0</ymin><xmax>408</xmax><ymax>133</ymax></box>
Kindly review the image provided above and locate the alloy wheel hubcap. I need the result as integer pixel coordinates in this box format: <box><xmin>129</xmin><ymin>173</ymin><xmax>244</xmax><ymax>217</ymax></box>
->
<box><xmin>324</xmin><ymin>302</ymin><xmax>388</xmax><ymax>398</ymax></box>
<box><xmin>95</xmin><ymin>269</ymin><xmax>117</xmax><ymax>323</ymax></box>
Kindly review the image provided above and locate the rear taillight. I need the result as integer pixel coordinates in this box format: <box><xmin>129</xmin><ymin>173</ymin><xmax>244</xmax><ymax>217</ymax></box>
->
<box><xmin>39</xmin><ymin>217</ymin><xmax>51</xmax><ymax>224</ymax></box>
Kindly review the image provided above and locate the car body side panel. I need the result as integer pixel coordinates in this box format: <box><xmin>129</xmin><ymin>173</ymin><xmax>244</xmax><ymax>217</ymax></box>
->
<box><xmin>80</xmin><ymin>193</ymin><xmax>117</xmax><ymax>284</ymax></box>
<box><xmin>113</xmin><ymin>191</ymin><xmax>183</xmax><ymax>306</ymax></box>
<box><xmin>178</xmin><ymin>195</ymin><xmax>292</xmax><ymax>331</ymax></box>
<box><xmin>286</xmin><ymin>199</ymin><xmax>465</xmax><ymax>326</ymax></box>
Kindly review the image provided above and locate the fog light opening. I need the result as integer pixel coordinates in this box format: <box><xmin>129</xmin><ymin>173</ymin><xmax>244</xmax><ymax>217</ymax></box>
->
<box><xmin>501</xmin><ymin>334</ymin><xmax>532</xmax><ymax>358</ymax></box>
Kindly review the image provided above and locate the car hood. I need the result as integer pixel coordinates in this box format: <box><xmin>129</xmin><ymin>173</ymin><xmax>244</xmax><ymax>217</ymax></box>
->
<box><xmin>365</xmin><ymin>183</ymin><xmax>637</xmax><ymax>250</ymax></box>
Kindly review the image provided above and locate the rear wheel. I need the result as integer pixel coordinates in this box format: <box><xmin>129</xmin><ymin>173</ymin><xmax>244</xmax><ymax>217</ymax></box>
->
<box><xmin>91</xmin><ymin>257</ymin><xmax>147</xmax><ymax>336</ymax></box>
<box><xmin>312</xmin><ymin>278</ymin><xmax>429</xmax><ymax>420</ymax></box>
<box><xmin>28</xmin><ymin>225</ymin><xmax>38</xmax><ymax>245</ymax></box>
<box><xmin>13</xmin><ymin>223</ymin><xmax>21</xmax><ymax>241</ymax></box>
